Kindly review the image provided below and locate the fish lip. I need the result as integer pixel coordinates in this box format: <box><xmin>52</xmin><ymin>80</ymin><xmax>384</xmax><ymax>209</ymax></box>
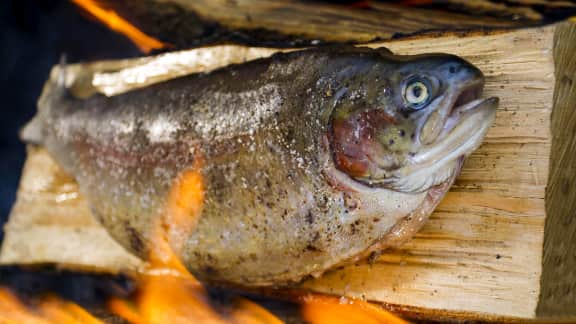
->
<box><xmin>439</xmin><ymin>77</ymin><xmax>496</xmax><ymax>136</ymax></box>
<box><xmin>442</xmin><ymin>95</ymin><xmax>499</xmax><ymax>136</ymax></box>
<box><xmin>410</xmin><ymin>95</ymin><xmax>498</xmax><ymax>168</ymax></box>
<box><xmin>452</xmin><ymin>80</ymin><xmax>485</xmax><ymax>112</ymax></box>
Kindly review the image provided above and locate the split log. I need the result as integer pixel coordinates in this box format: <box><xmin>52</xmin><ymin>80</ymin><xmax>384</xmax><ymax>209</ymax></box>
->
<box><xmin>2</xmin><ymin>20</ymin><xmax>576</xmax><ymax>321</ymax></box>
<box><xmin>104</xmin><ymin>0</ymin><xmax>576</xmax><ymax>49</ymax></box>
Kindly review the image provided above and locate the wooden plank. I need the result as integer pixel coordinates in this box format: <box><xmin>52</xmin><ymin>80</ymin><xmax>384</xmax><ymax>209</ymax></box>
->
<box><xmin>102</xmin><ymin>0</ymin><xmax>576</xmax><ymax>49</ymax></box>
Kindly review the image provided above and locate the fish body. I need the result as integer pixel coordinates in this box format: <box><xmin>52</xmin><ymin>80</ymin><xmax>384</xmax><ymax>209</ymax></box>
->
<box><xmin>24</xmin><ymin>47</ymin><xmax>497</xmax><ymax>286</ymax></box>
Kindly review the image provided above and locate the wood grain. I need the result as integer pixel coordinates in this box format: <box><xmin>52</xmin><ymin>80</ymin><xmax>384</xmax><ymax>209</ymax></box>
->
<box><xmin>2</xmin><ymin>22</ymin><xmax>575</xmax><ymax>320</ymax></box>
<box><xmin>99</xmin><ymin>0</ymin><xmax>576</xmax><ymax>50</ymax></box>
<box><xmin>537</xmin><ymin>21</ymin><xmax>576</xmax><ymax>317</ymax></box>
<box><xmin>108</xmin><ymin>0</ymin><xmax>537</xmax><ymax>49</ymax></box>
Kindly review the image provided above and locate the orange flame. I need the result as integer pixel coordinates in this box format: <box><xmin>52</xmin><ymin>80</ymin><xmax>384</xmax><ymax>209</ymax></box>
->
<box><xmin>301</xmin><ymin>294</ymin><xmax>409</xmax><ymax>324</ymax></box>
<box><xmin>70</xmin><ymin>0</ymin><xmax>168</xmax><ymax>53</ymax></box>
<box><xmin>0</xmin><ymin>288</ymin><xmax>103</xmax><ymax>324</ymax></box>
<box><xmin>108</xmin><ymin>160</ymin><xmax>283</xmax><ymax>324</ymax></box>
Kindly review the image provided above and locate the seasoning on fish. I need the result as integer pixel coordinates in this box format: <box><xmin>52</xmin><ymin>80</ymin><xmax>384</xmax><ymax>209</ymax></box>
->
<box><xmin>21</xmin><ymin>46</ymin><xmax>498</xmax><ymax>286</ymax></box>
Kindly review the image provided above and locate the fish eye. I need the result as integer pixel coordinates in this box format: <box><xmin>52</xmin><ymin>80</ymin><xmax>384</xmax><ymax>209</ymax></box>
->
<box><xmin>403</xmin><ymin>79</ymin><xmax>431</xmax><ymax>109</ymax></box>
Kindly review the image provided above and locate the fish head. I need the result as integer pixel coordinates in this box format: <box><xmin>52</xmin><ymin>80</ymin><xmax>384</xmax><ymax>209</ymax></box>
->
<box><xmin>329</xmin><ymin>51</ymin><xmax>498</xmax><ymax>193</ymax></box>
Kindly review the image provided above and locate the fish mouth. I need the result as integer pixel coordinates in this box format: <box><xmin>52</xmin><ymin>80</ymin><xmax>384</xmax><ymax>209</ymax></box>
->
<box><xmin>378</xmin><ymin>83</ymin><xmax>498</xmax><ymax>193</ymax></box>
<box><xmin>404</xmin><ymin>85</ymin><xmax>498</xmax><ymax>175</ymax></box>
<box><xmin>454</xmin><ymin>81</ymin><xmax>484</xmax><ymax>112</ymax></box>
<box><xmin>440</xmin><ymin>81</ymin><xmax>497</xmax><ymax>138</ymax></box>
<box><xmin>324</xmin><ymin>82</ymin><xmax>498</xmax><ymax>194</ymax></box>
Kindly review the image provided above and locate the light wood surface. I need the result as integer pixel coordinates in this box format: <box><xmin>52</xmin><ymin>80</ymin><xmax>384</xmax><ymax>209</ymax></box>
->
<box><xmin>2</xmin><ymin>22</ymin><xmax>575</xmax><ymax>320</ymax></box>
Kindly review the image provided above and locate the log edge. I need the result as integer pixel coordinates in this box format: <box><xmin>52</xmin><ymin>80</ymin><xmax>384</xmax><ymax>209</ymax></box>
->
<box><xmin>537</xmin><ymin>20</ymin><xmax>576</xmax><ymax>317</ymax></box>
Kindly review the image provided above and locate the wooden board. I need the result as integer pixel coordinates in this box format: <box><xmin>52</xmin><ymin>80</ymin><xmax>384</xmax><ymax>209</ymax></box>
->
<box><xmin>2</xmin><ymin>22</ymin><xmax>576</xmax><ymax>320</ymax></box>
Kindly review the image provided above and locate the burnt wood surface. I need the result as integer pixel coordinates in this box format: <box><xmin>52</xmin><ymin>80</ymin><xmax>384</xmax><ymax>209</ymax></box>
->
<box><xmin>101</xmin><ymin>0</ymin><xmax>576</xmax><ymax>50</ymax></box>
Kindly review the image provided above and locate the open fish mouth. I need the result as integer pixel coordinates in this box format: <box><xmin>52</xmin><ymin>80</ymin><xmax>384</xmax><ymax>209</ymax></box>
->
<box><xmin>379</xmin><ymin>83</ymin><xmax>498</xmax><ymax>193</ymax></box>
<box><xmin>413</xmin><ymin>81</ymin><xmax>498</xmax><ymax>169</ymax></box>
<box><xmin>440</xmin><ymin>81</ymin><xmax>498</xmax><ymax>136</ymax></box>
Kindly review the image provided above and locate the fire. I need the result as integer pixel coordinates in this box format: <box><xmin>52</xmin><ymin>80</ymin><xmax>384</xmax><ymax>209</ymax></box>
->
<box><xmin>301</xmin><ymin>294</ymin><xmax>409</xmax><ymax>324</ymax></box>
<box><xmin>0</xmin><ymin>288</ymin><xmax>103</xmax><ymax>324</ymax></box>
<box><xmin>70</xmin><ymin>0</ymin><xmax>168</xmax><ymax>53</ymax></box>
<box><xmin>0</xmin><ymin>158</ymin><xmax>408</xmax><ymax>323</ymax></box>
<box><xmin>108</xmin><ymin>161</ymin><xmax>283</xmax><ymax>324</ymax></box>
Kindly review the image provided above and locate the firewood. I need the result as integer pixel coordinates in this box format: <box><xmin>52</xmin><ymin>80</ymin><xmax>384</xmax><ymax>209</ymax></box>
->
<box><xmin>2</xmin><ymin>20</ymin><xmax>576</xmax><ymax>321</ymax></box>
<box><xmin>106</xmin><ymin>0</ymin><xmax>576</xmax><ymax>49</ymax></box>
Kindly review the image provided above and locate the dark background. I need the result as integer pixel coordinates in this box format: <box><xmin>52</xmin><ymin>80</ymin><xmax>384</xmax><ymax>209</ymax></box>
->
<box><xmin>0</xmin><ymin>0</ymin><xmax>142</xmax><ymax>241</ymax></box>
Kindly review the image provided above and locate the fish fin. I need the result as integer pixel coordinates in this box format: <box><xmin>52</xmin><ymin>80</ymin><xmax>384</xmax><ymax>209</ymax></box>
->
<box><xmin>20</xmin><ymin>54</ymin><xmax>69</xmax><ymax>145</ymax></box>
<box><xmin>57</xmin><ymin>54</ymin><xmax>67</xmax><ymax>88</ymax></box>
<box><xmin>19</xmin><ymin>116</ymin><xmax>44</xmax><ymax>145</ymax></box>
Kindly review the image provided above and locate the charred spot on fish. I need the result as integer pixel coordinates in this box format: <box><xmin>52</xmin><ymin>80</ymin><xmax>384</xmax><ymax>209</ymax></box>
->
<box><xmin>305</xmin><ymin>211</ymin><xmax>314</xmax><ymax>225</ymax></box>
<box><xmin>388</xmin><ymin>139</ymin><xmax>395</xmax><ymax>146</ymax></box>
<box><xmin>285</xmin><ymin>128</ymin><xmax>294</xmax><ymax>143</ymax></box>
<box><xmin>305</xmin><ymin>244</ymin><xmax>322</xmax><ymax>252</ymax></box>
<box><xmin>265</xmin><ymin>178</ymin><xmax>272</xmax><ymax>189</ymax></box>
<box><xmin>305</xmin><ymin>232</ymin><xmax>322</xmax><ymax>252</ymax></box>
<box><xmin>368</xmin><ymin>251</ymin><xmax>383</xmax><ymax>264</ymax></box>
<box><xmin>201</xmin><ymin>265</ymin><xmax>218</xmax><ymax>276</ymax></box>
<box><xmin>350</xmin><ymin>223</ymin><xmax>358</xmax><ymax>235</ymax></box>
<box><xmin>343</xmin><ymin>193</ymin><xmax>358</xmax><ymax>211</ymax></box>
<box><xmin>124</xmin><ymin>222</ymin><xmax>145</xmax><ymax>253</ymax></box>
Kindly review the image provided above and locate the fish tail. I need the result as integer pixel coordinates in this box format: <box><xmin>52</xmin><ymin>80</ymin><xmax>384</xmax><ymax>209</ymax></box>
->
<box><xmin>20</xmin><ymin>55</ymin><xmax>68</xmax><ymax>144</ymax></box>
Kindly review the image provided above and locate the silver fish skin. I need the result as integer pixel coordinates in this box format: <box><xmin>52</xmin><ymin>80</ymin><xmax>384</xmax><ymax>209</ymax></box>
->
<box><xmin>23</xmin><ymin>46</ymin><xmax>497</xmax><ymax>286</ymax></box>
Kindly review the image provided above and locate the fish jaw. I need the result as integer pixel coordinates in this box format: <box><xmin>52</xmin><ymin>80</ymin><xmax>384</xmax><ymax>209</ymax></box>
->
<box><xmin>387</xmin><ymin>96</ymin><xmax>498</xmax><ymax>193</ymax></box>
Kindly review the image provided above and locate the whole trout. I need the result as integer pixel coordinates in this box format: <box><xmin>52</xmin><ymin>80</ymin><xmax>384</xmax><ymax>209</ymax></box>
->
<box><xmin>22</xmin><ymin>47</ymin><xmax>497</xmax><ymax>286</ymax></box>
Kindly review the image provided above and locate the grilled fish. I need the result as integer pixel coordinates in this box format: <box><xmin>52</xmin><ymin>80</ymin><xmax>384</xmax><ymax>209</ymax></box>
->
<box><xmin>22</xmin><ymin>46</ymin><xmax>497</xmax><ymax>286</ymax></box>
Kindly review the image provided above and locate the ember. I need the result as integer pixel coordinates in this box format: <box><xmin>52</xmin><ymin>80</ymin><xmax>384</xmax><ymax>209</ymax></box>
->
<box><xmin>0</xmin><ymin>288</ymin><xmax>103</xmax><ymax>324</ymax></box>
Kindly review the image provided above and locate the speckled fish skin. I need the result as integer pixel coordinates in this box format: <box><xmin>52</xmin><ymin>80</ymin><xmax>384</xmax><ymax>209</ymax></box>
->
<box><xmin>26</xmin><ymin>46</ymin><xmax>497</xmax><ymax>286</ymax></box>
